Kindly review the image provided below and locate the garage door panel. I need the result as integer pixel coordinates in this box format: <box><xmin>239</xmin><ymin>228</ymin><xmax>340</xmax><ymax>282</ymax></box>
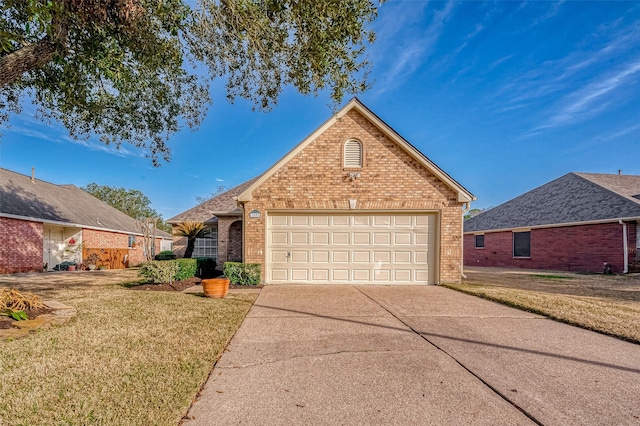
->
<box><xmin>291</xmin><ymin>232</ymin><xmax>308</xmax><ymax>244</ymax></box>
<box><xmin>333</xmin><ymin>269</ymin><xmax>350</xmax><ymax>281</ymax></box>
<box><xmin>374</xmin><ymin>269</ymin><xmax>391</xmax><ymax>281</ymax></box>
<box><xmin>332</xmin><ymin>233</ymin><xmax>349</xmax><ymax>245</ymax></box>
<box><xmin>332</xmin><ymin>216</ymin><xmax>349</xmax><ymax>226</ymax></box>
<box><xmin>352</xmin><ymin>269</ymin><xmax>370</xmax><ymax>281</ymax></box>
<box><xmin>271</xmin><ymin>269</ymin><xmax>288</xmax><ymax>281</ymax></box>
<box><xmin>312</xmin><ymin>269</ymin><xmax>329</xmax><ymax>280</ymax></box>
<box><xmin>312</xmin><ymin>232</ymin><xmax>329</xmax><ymax>245</ymax></box>
<box><xmin>353</xmin><ymin>233</ymin><xmax>370</xmax><ymax>245</ymax></box>
<box><xmin>353</xmin><ymin>251</ymin><xmax>370</xmax><ymax>263</ymax></box>
<box><xmin>267</xmin><ymin>213</ymin><xmax>436</xmax><ymax>284</ymax></box>
<box><xmin>332</xmin><ymin>251</ymin><xmax>349</xmax><ymax>263</ymax></box>
<box><xmin>374</xmin><ymin>215</ymin><xmax>391</xmax><ymax>226</ymax></box>
<box><xmin>291</xmin><ymin>269</ymin><xmax>308</xmax><ymax>281</ymax></box>
<box><xmin>271</xmin><ymin>232</ymin><xmax>288</xmax><ymax>245</ymax></box>
<box><xmin>394</xmin><ymin>270</ymin><xmax>412</xmax><ymax>282</ymax></box>
<box><xmin>312</xmin><ymin>251</ymin><xmax>329</xmax><ymax>263</ymax></box>
<box><xmin>394</xmin><ymin>216</ymin><xmax>412</xmax><ymax>227</ymax></box>
<box><xmin>291</xmin><ymin>251</ymin><xmax>308</xmax><ymax>263</ymax></box>
<box><xmin>394</xmin><ymin>251</ymin><xmax>412</xmax><ymax>263</ymax></box>
<box><xmin>312</xmin><ymin>216</ymin><xmax>329</xmax><ymax>226</ymax></box>
<box><xmin>394</xmin><ymin>233</ymin><xmax>412</xmax><ymax>245</ymax></box>
<box><xmin>291</xmin><ymin>216</ymin><xmax>309</xmax><ymax>226</ymax></box>
<box><xmin>373</xmin><ymin>232</ymin><xmax>391</xmax><ymax>245</ymax></box>
<box><xmin>373</xmin><ymin>251</ymin><xmax>390</xmax><ymax>263</ymax></box>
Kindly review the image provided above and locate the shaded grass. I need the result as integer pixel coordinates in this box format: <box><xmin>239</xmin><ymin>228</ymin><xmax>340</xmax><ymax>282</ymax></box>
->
<box><xmin>530</xmin><ymin>274</ymin><xmax>574</xmax><ymax>280</ymax></box>
<box><xmin>443</xmin><ymin>281</ymin><xmax>640</xmax><ymax>345</ymax></box>
<box><xmin>0</xmin><ymin>282</ymin><xmax>257</xmax><ymax>425</ymax></box>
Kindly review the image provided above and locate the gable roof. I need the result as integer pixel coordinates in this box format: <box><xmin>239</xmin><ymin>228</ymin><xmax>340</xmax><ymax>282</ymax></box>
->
<box><xmin>0</xmin><ymin>168</ymin><xmax>172</xmax><ymax>237</ymax></box>
<box><xmin>237</xmin><ymin>98</ymin><xmax>475</xmax><ymax>203</ymax></box>
<box><xmin>167</xmin><ymin>178</ymin><xmax>258</xmax><ymax>224</ymax></box>
<box><xmin>464</xmin><ymin>172</ymin><xmax>640</xmax><ymax>233</ymax></box>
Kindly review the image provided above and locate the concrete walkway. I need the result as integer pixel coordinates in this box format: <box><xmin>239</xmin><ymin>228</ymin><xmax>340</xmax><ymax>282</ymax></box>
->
<box><xmin>184</xmin><ymin>285</ymin><xmax>640</xmax><ymax>425</ymax></box>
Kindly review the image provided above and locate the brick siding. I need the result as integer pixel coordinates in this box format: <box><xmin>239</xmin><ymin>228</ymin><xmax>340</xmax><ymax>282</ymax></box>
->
<box><xmin>82</xmin><ymin>229</ymin><xmax>160</xmax><ymax>267</ymax></box>
<box><xmin>0</xmin><ymin>217</ymin><xmax>44</xmax><ymax>273</ymax></box>
<box><xmin>464</xmin><ymin>221</ymin><xmax>636</xmax><ymax>273</ymax></box>
<box><xmin>243</xmin><ymin>109</ymin><xmax>465</xmax><ymax>283</ymax></box>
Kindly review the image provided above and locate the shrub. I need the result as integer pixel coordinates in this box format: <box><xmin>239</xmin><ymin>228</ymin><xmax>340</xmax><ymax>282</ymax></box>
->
<box><xmin>139</xmin><ymin>261</ymin><xmax>180</xmax><ymax>284</ymax></box>
<box><xmin>155</xmin><ymin>250</ymin><xmax>176</xmax><ymax>260</ymax></box>
<box><xmin>196</xmin><ymin>257</ymin><xmax>217</xmax><ymax>278</ymax></box>
<box><xmin>175</xmin><ymin>258</ymin><xmax>197</xmax><ymax>281</ymax></box>
<box><xmin>223</xmin><ymin>262</ymin><xmax>261</xmax><ymax>286</ymax></box>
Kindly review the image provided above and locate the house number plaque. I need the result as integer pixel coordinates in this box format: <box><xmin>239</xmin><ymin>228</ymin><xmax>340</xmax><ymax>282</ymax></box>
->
<box><xmin>249</xmin><ymin>210</ymin><xmax>261</xmax><ymax>218</ymax></box>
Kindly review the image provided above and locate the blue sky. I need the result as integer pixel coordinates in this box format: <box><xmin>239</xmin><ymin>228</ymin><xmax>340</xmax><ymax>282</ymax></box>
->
<box><xmin>1</xmin><ymin>1</ymin><xmax>639</xmax><ymax>220</ymax></box>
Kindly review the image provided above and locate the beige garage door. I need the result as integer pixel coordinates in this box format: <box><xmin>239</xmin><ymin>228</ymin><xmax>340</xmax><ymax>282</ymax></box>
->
<box><xmin>267</xmin><ymin>213</ymin><xmax>437</xmax><ymax>284</ymax></box>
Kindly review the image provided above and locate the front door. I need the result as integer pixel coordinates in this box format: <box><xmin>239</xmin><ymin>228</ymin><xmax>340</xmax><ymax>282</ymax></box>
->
<box><xmin>43</xmin><ymin>227</ymin><xmax>64</xmax><ymax>270</ymax></box>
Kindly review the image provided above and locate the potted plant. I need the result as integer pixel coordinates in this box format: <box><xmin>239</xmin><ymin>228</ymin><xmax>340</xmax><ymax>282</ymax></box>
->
<box><xmin>201</xmin><ymin>277</ymin><xmax>230</xmax><ymax>298</ymax></box>
<box><xmin>85</xmin><ymin>252</ymin><xmax>101</xmax><ymax>271</ymax></box>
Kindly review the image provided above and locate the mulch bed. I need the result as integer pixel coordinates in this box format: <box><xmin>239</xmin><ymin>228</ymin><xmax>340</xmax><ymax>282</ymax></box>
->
<box><xmin>0</xmin><ymin>306</ymin><xmax>53</xmax><ymax>329</ymax></box>
<box><xmin>129</xmin><ymin>276</ymin><xmax>263</xmax><ymax>292</ymax></box>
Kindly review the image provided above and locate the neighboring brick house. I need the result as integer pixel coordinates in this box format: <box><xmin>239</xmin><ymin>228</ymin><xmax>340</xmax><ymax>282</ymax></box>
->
<box><xmin>0</xmin><ymin>168</ymin><xmax>172</xmax><ymax>273</ymax></box>
<box><xmin>172</xmin><ymin>98</ymin><xmax>475</xmax><ymax>284</ymax></box>
<box><xmin>464</xmin><ymin>172</ymin><xmax>640</xmax><ymax>274</ymax></box>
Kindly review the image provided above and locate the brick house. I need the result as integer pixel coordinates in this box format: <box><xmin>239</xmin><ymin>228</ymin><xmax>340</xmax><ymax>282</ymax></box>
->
<box><xmin>0</xmin><ymin>168</ymin><xmax>172</xmax><ymax>273</ymax></box>
<box><xmin>170</xmin><ymin>98</ymin><xmax>475</xmax><ymax>284</ymax></box>
<box><xmin>464</xmin><ymin>172</ymin><xmax>640</xmax><ymax>274</ymax></box>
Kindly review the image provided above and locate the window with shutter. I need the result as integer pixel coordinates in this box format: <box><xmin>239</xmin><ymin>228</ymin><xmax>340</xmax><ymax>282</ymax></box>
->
<box><xmin>344</xmin><ymin>140</ymin><xmax>362</xmax><ymax>168</ymax></box>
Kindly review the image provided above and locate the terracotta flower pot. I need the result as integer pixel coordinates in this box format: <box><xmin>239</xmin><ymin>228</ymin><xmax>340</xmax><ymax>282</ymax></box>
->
<box><xmin>201</xmin><ymin>278</ymin><xmax>230</xmax><ymax>298</ymax></box>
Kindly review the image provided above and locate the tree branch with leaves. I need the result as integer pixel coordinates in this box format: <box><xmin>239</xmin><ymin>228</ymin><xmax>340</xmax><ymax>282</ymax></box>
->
<box><xmin>1</xmin><ymin>0</ymin><xmax>381</xmax><ymax>165</ymax></box>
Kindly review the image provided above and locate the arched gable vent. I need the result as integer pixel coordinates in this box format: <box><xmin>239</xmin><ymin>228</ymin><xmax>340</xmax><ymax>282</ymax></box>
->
<box><xmin>343</xmin><ymin>139</ymin><xmax>363</xmax><ymax>168</ymax></box>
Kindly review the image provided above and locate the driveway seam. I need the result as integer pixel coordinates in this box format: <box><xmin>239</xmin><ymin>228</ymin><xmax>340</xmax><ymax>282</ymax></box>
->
<box><xmin>355</xmin><ymin>286</ymin><xmax>544</xmax><ymax>426</ymax></box>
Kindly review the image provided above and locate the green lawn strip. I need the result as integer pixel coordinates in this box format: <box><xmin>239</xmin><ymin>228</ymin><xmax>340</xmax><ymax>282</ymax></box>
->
<box><xmin>0</xmin><ymin>284</ymin><xmax>257</xmax><ymax>425</ymax></box>
<box><xmin>443</xmin><ymin>282</ymin><xmax>640</xmax><ymax>345</ymax></box>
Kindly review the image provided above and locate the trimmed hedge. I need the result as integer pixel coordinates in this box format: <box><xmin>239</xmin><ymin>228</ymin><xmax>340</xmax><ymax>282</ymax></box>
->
<box><xmin>223</xmin><ymin>262</ymin><xmax>261</xmax><ymax>286</ymax></box>
<box><xmin>175</xmin><ymin>258</ymin><xmax>197</xmax><ymax>281</ymax></box>
<box><xmin>139</xmin><ymin>259</ymin><xmax>197</xmax><ymax>283</ymax></box>
<box><xmin>196</xmin><ymin>257</ymin><xmax>217</xmax><ymax>278</ymax></box>
<box><xmin>139</xmin><ymin>260</ymin><xmax>180</xmax><ymax>284</ymax></box>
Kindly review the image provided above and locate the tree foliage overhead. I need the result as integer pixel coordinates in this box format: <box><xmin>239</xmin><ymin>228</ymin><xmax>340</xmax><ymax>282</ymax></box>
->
<box><xmin>82</xmin><ymin>182</ymin><xmax>171</xmax><ymax>232</ymax></box>
<box><xmin>1</xmin><ymin>0</ymin><xmax>381</xmax><ymax>165</ymax></box>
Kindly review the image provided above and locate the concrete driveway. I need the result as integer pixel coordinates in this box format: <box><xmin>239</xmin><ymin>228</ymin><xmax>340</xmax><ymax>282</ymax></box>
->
<box><xmin>185</xmin><ymin>285</ymin><xmax>640</xmax><ymax>425</ymax></box>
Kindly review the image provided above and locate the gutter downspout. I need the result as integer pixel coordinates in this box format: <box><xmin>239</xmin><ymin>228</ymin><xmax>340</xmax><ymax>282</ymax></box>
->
<box><xmin>619</xmin><ymin>219</ymin><xmax>629</xmax><ymax>274</ymax></box>
<box><xmin>461</xmin><ymin>202</ymin><xmax>472</xmax><ymax>279</ymax></box>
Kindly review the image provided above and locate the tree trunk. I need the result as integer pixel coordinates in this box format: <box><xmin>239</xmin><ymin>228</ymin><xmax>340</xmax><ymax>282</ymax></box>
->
<box><xmin>0</xmin><ymin>38</ymin><xmax>59</xmax><ymax>87</ymax></box>
<box><xmin>184</xmin><ymin>238</ymin><xmax>195</xmax><ymax>259</ymax></box>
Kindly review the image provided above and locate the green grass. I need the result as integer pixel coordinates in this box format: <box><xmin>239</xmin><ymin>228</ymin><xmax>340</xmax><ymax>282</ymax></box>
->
<box><xmin>0</xmin><ymin>282</ymin><xmax>257</xmax><ymax>425</ymax></box>
<box><xmin>444</xmin><ymin>281</ymin><xmax>640</xmax><ymax>344</ymax></box>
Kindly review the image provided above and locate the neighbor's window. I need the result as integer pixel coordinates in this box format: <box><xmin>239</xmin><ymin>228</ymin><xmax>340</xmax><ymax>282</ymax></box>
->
<box><xmin>193</xmin><ymin>228</ymin><xmax>218</xmax><ymax>258</ymax></box>
<box><xmin>128</xmin><ymin>235</ymin><xmax>136</xmax><ymax>248</ymax></box>
<box><xmin>474</xmin><ymin>234</ymin><xmax>485</xmax><ymax>248</ymax></box>
<box><xmin>513</xmin><ymin>231</ymin><xmax>531</xmax><ymax>258</ymax></box>
<box><xmin>344</xmin><ymin>139</ymin><xmax>363</xmax><ymax>168</ymax></box>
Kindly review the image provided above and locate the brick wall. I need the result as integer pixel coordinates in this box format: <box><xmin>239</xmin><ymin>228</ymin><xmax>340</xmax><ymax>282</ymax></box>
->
<box><xmin>227</xmin><ymin>220</ymin><xmax>243</xmax><ymax>262</ymax></box>
<box><xmin>0</xmin><ymin>217</ymin><xmax>44</xmax><ymax>273</ymax></box>
<box><xmin>82</xmin><ymin>229</ymin><xmax>159</xmax><ymax>267</ymax></box>
<box><xmin>243</xmin><ymin>109</ymin><xmax>465</xmax><ymax>283</ymax></box>
<box><xmin>464</xmin><ymin>221</ymin><xmax>634</xmax><ymax>273</ymax></box>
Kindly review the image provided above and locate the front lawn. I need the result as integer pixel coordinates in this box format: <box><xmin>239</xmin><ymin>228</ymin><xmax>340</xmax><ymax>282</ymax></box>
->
<box><xmin>446</xmin><ymin>270</ymin><xmax>640</xmax><ymax>344</ymax></box>
<box><xmin>0</xmin><ymin>274</ymin><xmax>257</xmax><ymax>425</ymax></box>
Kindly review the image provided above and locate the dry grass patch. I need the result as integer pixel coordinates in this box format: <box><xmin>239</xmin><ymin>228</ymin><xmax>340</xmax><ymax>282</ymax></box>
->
<box><xmin>446</xmin><ymin>270</ymin><xmax>640</xmax><ymax>344</ymax></box>
<box><xmin>0</xmin><ymin>278</ymin><xmax>257</xmax><ymax>425</ymax></box>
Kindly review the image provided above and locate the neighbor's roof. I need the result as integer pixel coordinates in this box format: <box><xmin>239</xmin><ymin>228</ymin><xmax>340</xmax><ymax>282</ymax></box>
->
<box><xmin>167</xmin><ymin>178</ymin><xmax>258</xmax><ymax>224</ymax></box>
<box><xmin>464</xmin><ymin>172</ymin><xmax>640</xmax><ymax>233</ymax></box>
<box><xmin>237</xmin><ymin>97</ymin><xmax>475</xmax><ymax>203</ymax></box>
<box><xmin>0</xmin><ymin>168</ymin><xmax>172</xmax><ymax>238</ymax></box>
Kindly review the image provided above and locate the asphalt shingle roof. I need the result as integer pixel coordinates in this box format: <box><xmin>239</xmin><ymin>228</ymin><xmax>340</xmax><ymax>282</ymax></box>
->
<box><xmin>167</xmin><ymin>178</ymin><xmax>258</xmax><ymax>224</ymax></box>
<box><xmin>464</xmin><ymin>172</ymin><xmax>640</xmax><ymax>233</ymax></box>
<box><xmin>0</xmin><ymin>168</ymin><xmax>171</xmax><ymax>237</ymax></box>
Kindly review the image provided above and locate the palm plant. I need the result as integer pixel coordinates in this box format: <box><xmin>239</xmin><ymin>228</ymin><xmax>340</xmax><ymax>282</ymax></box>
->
<box><xmin>174</xmin><ymin>221</ymin><xmax>209</xmax><ymax>258</ymax></box>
